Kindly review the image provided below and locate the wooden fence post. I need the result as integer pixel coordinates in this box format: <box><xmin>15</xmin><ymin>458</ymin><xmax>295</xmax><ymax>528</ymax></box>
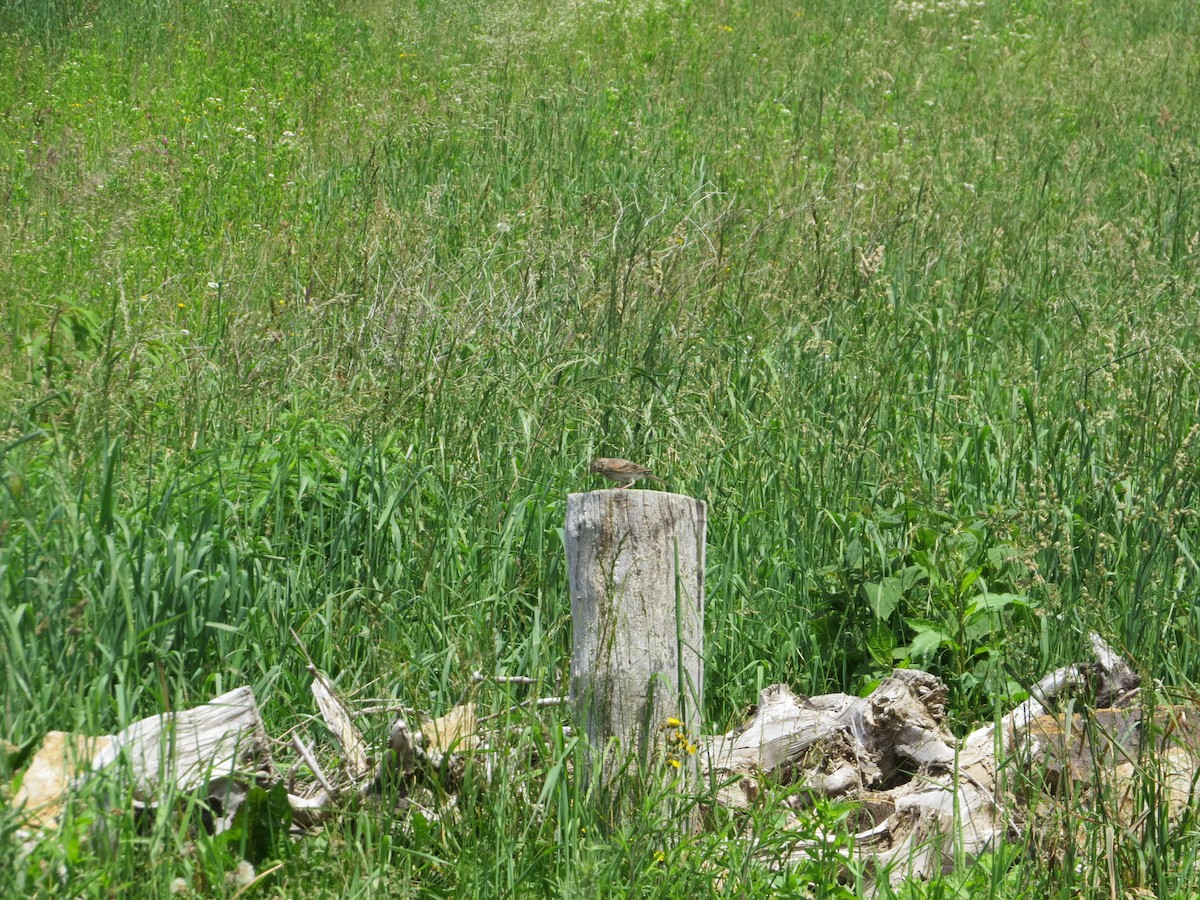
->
<box><xmin>565</xmin><ymin>489</ymin><xmax>706</xmax><ymax>781</ymax></box>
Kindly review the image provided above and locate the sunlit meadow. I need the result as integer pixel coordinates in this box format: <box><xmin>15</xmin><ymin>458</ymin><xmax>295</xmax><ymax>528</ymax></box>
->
<box><xmin>1</xmin><ymin>0</ymin><xmax>1198</xmax><ymax>895</ymax></box>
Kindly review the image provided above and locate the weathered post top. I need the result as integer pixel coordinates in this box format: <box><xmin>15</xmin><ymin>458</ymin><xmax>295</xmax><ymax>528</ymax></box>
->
<box><xmin>565</xmin><ymin>489</ymin><xmax>706</xmax><ymax>775</ymax></box>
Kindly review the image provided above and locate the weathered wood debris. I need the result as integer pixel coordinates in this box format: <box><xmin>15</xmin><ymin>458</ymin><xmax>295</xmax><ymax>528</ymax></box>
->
<box><xmin>12</xmin><ymin>632</ymin><xmax>1189</xmax><ymax>891</ymax></box>
<box><xmin>10</xmin><ymin>486</ymin><xmax>1197</xmax><ymax>891</ymax></box>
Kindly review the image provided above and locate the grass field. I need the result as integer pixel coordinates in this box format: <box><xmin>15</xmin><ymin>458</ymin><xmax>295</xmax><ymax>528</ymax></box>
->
<box><xmin>2</xmin><ymin>0</ymin><xmax>1199</xmax><ymax>895</ymax></box>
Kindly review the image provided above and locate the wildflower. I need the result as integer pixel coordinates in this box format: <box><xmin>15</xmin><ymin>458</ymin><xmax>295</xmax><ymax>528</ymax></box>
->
<box><xmin>665</xmin><ymin>717</ymin><xmax>682</xmax><ymax>728</ymax></box>
<box><xmin>668</xmin><ymin>758</ymin><xmax>681</xmax><ymax>769</ymax></box>
<box><xmin>178</xmin><ymin>302</ymin><xmax>186</xmax><ymax>308</ymax></box>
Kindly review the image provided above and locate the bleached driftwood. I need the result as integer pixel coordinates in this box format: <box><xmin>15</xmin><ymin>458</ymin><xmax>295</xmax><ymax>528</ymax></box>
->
<box><xmin>12</xmin><ymin>625</ymin><xmax>1191</xmax><ymax>897</ymax></box>
<box><xmin>85</xmin><ymin>686</ymin><xmax>275</xmax><ymax>798</ymax></box>
<box><xmin>565</xmin><ymin>489</ymin><xmax>706</xmax><ymax>776</ymax></box>
<box><xmin>701</xmin><ymin>671</ymin><xmax>988</xmax><ymax>882</ymax></box>
<box><xmin>310</xmin><ymin>666</ymin><xmax>371</xmax><ymax>783</ymax></box>
<box><xmin>12</xmin><ymin>680</ymin><xmax>385</xmax><ymax>838</ymax></box>
<box><xmin>700</xmin><ymin>634</ymin><xmax>1159</xmax><ymax>888</ymax></box>
<box><xmin>13</xmin><ymin>686</ymin><xmax>280</xmax><ymax>863</ymax></box>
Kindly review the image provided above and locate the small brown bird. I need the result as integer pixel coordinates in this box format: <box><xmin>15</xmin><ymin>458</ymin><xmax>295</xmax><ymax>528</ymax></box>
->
<box><xmin>589</xmin><ymin>457</ymin><xmax>666</xmax><ymax>489</ymax></box>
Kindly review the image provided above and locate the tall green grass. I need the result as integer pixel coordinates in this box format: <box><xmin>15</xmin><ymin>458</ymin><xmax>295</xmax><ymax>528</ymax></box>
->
<box><xmin>2</xmin><ymin>0</ymin><xmax>1199</xmax><ymax>895</ymax></box>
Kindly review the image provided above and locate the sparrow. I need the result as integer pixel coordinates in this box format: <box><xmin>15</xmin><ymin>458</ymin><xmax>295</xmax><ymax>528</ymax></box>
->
<box><xmin>589</xmin><ymin>457</ymin><xmax>666</xmax><ymax>489</ymax></box>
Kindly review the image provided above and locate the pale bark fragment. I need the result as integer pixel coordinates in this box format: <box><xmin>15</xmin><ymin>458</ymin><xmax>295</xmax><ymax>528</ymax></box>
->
<box><xmin>87</xmin><ymin>686</ymin><xmax>273</xmax><ymax>797</ymax></box>
<box><xmin>310</xmin><ymin>667</ymin><xmax>371</xmax><ymax>782</ymax></box>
